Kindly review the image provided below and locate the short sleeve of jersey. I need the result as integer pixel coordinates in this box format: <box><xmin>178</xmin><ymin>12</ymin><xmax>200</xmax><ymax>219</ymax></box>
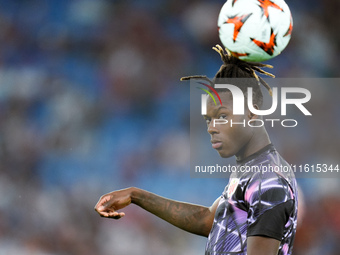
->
<box><xmin>245</xmin><ymin>171</ymin><xmax>295</xmax><ymax>241</ymax></box>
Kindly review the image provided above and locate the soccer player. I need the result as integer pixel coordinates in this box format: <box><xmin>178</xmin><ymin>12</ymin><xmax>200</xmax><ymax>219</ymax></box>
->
<box><xmin>95</xmin><ymin>45</ymin><xmax>298</xmax><ymax>255</ymax></box>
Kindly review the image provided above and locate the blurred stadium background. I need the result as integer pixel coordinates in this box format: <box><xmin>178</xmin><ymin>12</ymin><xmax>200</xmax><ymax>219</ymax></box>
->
<box><xmin>0</xmin><ymin>0</ymin><xmax>339</xmax><ymax>254</ymax></box>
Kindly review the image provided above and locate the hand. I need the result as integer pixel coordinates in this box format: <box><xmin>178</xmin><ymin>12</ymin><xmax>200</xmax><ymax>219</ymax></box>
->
<box><xmin>94</xmin><ymin>188</ymin><xmax>133</xmax><ymax>219</ymax></box>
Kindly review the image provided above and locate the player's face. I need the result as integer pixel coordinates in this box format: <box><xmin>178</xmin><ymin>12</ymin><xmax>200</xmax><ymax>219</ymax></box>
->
<box><xmin>204</xmin><ymin>91</ymin><xmax>254</xmax><ymax>158</ymax></box>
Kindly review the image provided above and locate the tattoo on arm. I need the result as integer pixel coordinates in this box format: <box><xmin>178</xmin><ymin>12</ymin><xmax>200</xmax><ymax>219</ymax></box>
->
<box><xmin>132</xmin><ymin>189</ymin><xmax>213</xmax><ymax>237</ymax></box>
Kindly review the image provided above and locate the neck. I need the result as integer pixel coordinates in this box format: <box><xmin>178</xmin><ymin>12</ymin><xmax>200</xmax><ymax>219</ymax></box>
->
<box><xmin>235</xmin><ymin>127</ymin><xmax>271</xmax><ymax>161</ymax></box>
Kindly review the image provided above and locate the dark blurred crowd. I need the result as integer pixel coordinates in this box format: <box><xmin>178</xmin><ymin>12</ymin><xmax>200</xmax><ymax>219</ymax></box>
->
<box><xmin>0</xmin><ymin>0</ymin><xmax>339</xmax><ymax>254</ymax></box>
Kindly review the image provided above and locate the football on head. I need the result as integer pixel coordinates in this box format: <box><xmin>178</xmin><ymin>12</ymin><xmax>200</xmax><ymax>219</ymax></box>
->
<box><xmin>218</xmin><ymin>0</ymin><xmax>293</xmax><ymax>62</ymax></box>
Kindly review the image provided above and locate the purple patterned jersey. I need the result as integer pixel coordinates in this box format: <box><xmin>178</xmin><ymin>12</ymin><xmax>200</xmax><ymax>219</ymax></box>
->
<box><xmin>205</xmin><ymin>144</ymin><xmax>298</xmax><ymax>255</ymax></box>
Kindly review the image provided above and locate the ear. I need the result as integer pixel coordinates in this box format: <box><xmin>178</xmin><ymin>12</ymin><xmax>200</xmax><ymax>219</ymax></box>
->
<box><xmin>248</xmin><ymin>104</ymin><xmax>259</xmax><ymax>120</ymax></box>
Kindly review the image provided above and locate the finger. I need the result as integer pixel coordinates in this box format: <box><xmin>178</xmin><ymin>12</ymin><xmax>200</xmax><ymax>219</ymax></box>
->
<box><xmin>99</xmin><ymin>212</ymin><xmax>108</xmax><ymax>217</ymax></box>
<box><xmin>98</xmin><ymin>210</ymin><xmax>125</xmax><ymax>219</ymax></box>
<box><xmin>97</xmin><ymin>195</ymin><xmax>110</xmax><ymax>206</ymax></box>
<box><xmin>97</xmin><ymin>210</ymin><xmax>113</xmax><ymax>217</ymax></box>
<box><xmin>115</xmin><ymin>212</ymin><xmax>125</xmax><ymax>218</ymax></box>
<box><xmin>95</xmin><ymin>195</ymin><xmax>111</xmax><ymax>211</ymax></box>
<box><xmin>96</xmin><ymin>205</ymin><xmax>106</xmax><ymax>212</ymax></box>
<box><xmin>112</xmin><ymin>213</ymin><xmax>125</xmax><ymax>219</ymax></box>
<box><xmin>107</xmin><ymin>211</ymin><xmax>125</xmax><ymax>218</ymax></box>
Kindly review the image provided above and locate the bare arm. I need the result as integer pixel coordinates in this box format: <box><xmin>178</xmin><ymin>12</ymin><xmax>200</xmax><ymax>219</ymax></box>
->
<box><xmin>95</xmin><ymin>187</ymin><xmax>220</xmax><ymax>237</ymax></box>
<box><xmin>247</xmin><ymin>236</ymin><xmax>280</xmax><ymax>255</ymax></box>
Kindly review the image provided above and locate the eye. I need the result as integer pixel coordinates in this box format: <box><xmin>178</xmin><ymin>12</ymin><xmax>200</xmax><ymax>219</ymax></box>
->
<box><xmin>205</xmin><ymin>118</ymin><xmax>211</xmax><ymax>125</ymax></box>
<box><xmin>218</xmin><ymin>114</ymin><xmax>227</xmax><ymax>119</ymax></box>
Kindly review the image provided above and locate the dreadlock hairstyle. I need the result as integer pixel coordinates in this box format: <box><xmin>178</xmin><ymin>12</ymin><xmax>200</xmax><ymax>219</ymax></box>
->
<box><xmin>181</xmin><ymin>44</ymin><xmax>275</xmax><ymax>108</ymax></box>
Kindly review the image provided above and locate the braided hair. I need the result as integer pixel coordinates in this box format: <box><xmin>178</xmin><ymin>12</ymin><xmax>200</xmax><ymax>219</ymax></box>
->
<box><xmin>181</xmin><ymin>44</ymin><xmax>275</xmax><ymax>108</ymax></box>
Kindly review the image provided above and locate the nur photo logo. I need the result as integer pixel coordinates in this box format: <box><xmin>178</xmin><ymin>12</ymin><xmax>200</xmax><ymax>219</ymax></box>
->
<box><xmin>198</xmin><ymin>82</ymin><xmax>312</xmax><ymax>128</ymax></box>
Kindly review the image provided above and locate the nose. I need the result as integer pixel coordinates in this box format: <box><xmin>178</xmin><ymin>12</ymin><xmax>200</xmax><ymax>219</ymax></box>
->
<box><xmin>207</xmin><ymin>119</ymin><xmax>219</xmax><ymax>135</ymax></box>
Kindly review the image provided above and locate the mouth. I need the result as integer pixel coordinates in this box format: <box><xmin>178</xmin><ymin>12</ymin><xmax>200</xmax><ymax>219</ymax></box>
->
<box><xmin>211</xmin><ymin>140</ymin><xmax>223</xmax><ymax>149</ymax></box>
